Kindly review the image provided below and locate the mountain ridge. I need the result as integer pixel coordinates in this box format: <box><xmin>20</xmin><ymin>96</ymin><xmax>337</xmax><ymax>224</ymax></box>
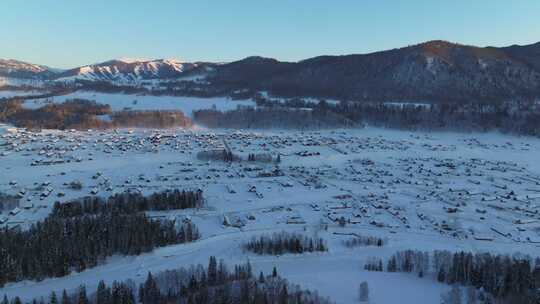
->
<box><xmin>209</xmin><ymin>40</ymin><xmax>540</xmax><ymax>102</ymax></box>
<box><xmin>2</xmin><ymin>40</ymin><xmax>540</xmax><ymax>102</ymax></box>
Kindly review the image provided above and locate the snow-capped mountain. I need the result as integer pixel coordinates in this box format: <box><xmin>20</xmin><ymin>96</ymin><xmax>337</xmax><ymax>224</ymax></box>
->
<box><xmin>54</xmin><ymin>58</ymin><xmax>205</xmax><ymax>83</ymax></box>
<box><xmin>0</xmin><ymin>59</ymin><xmax>54</xmax><ymax>79</ymax></box>
<box><xmin>2</xmin><ymin>39</ymin><xmax>540</xmax><ymax>102</ymax></box>
<box><xmin>0</xmin><ymin>59</ymin><xmax>58</xmax><ymax>87</ymax></box>
<box><xmin>0</xmin><ymin>59</ymin><xmax>47</xmax><ymax>74</ymax></box>
<box><xmin>0</xmin><ymin>57</ymin><xmax>213</xmax><ymax>88</ymax></box>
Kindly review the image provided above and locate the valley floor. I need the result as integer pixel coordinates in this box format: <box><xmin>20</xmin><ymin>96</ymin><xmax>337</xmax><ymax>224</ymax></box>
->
<box><xmin>1</xmin><ymin>125</ymin><xmax>540</xmax><ymax>303</ymax></box>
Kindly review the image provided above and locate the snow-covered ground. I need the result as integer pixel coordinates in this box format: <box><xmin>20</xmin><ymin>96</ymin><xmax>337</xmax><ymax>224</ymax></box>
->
<box><xmin>383</xmin><ymin>101</ymin><xmax>432</xmax><ymax>108</ymax></box>
<box><xmin>0</xmin><ymin>89</ymin><xmax>47</xmax><ymax>99</ymax></box>
<box><xmin>1</xmin><ymin>125</ymin><xmax>540</xmax><ymax>303</ymax></box>
<box><xmin>22</xmin><ymin>91</ymin><xmax>256</xmax><ymax>117</ymax></box>
<box><xmin>0</xmin><ymin>77</ymin><xmax>47</xmax><ymax>88</ymax></box>
<box><xmin>259</xmin><ymin>91</ymin><xmax>341</xmax><ymax>105</ymax></box>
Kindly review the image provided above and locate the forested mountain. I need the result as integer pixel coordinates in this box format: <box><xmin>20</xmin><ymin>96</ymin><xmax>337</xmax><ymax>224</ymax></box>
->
<box><xmin>3</xmin><ymin>40</ymin><xmax>540</xmax><ymax>103</ymax></box>
<box><xmin>208</xmin><ymin>41</ymin><xmax>540</xmax><ymax>102</ymax></box>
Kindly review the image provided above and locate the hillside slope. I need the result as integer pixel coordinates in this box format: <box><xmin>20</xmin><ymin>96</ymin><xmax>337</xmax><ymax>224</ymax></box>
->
<box><xmin>209</xmin><ymin>41</ymin><xmax>540</xmax><ymax>102</ymax></box>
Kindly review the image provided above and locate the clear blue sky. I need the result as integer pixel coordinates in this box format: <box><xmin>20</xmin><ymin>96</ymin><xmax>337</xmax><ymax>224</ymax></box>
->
<box><xmin>1</xmin><ymin>0</ymin><xmax>539</xmax><ymax>68</ymax></box>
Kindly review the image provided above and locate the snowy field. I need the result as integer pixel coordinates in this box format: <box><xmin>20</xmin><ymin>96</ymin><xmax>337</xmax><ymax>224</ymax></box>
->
<box><xmin>1</xmin><ymin>125</ymin><xmax>540</xmax><ymax>303</ymax></box>
<box><xmin>0</xmin><ymin>77</ymin><xmax>46</xmax><ymax>88</ymax></box>
<box><xmin>0</xmin><ymin>89</ymin><xmax>47</xmax><ymax>99</ymax></box>
<box><xmin>22</xmin><ymin>91</ymin><xmax>256</xmax><ymax>117</ymax></box>
<box><xmin>259</xmin><ymin>91</ymin><xmax>341</xmax><ymax>105</ymax></box>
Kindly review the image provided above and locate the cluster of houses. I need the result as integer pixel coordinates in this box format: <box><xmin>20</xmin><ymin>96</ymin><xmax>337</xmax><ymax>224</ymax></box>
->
<box><xmin>2</xmin><ymin>127</ymin><xmax>540</xmax><ymax>245</ymax></box>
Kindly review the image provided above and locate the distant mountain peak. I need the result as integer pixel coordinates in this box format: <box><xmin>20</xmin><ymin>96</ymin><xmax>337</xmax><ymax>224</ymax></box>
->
<box><xmin>116</xmin><ymin>57</ymin><xmax>152</xmax><ymax>64</ymax></box>
<box><xmin>238</xmin><ymin>56</ymin><xmax>281</xmax><ymax>64</ymax></box>
<box><xmin>0</xmin><ymin>58</ymin><xmax>49</xmax><ymax>73</ymax></box>
<box><xmin>210</xmin><ymin>39</ymin><xmax>540</xmax><ymax>102</ymax></box>
<box><xmin>113</xmin><ymin>58</ymin><xmax>184</xmax><ymax>65</ymax></box>
<box><xmin>2</xmin><ymin>39</ymin><xmax>540</xmax><ymax>103</ymax></box>
<box><xmin>0</xmin><ymin>58</ymin><xmax>55</xmax><ymax>80</ymax></box>
<box><xmin>53</xmin><ymin>58</ymin><xmax>202</xmax><ymax>83</ymax></box>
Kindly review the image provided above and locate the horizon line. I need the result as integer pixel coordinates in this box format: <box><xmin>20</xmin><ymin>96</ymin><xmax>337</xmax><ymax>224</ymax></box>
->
<box><xmin>2</xmin><ymin>38</ymin><xmax>539</xmax><ymax>70</ymax></box>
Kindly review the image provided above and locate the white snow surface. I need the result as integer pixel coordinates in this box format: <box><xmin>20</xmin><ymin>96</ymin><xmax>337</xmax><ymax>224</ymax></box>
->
<box><xmin>0</xmin><ymin>77</ymin><xmax>46</xmax><ymax>88</ymax></box>
<box><xmin>0</xmin><ymin>90</ymin><xmax>47</xmax><ymax>99</ymax></box>
<box><xmin>259</xmin><ymin>91</ymin><xmax>341</xmax><ymax>105</ymax></box>
<box><xmin>23</xmin><ymin>91</ymin><xmax>255</xmax><ymax>117</ymax></box>
<box><xmin>1</xmin><ymin>124</ymin><xmax>540</xmax><ymax>303</ymax></box>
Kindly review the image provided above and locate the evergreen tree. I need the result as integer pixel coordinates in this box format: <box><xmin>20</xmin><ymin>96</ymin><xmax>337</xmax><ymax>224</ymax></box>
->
<box><xmin>0</xmin><ymin>190</ymin><xmax>201</xmax><ymax>287</ymax></box>
<box><xmin>141</xmin><ymin>272</ymin><xmax>160</xmax><ymax>304</ymax></box>
<box><xmin>208</xmin><ymin>256</ymin><xmax>217</xmax><ymax>284</ymax></box>
<box><xmin>77</xmin><ymin>285</ymin><xmax>88</xmax><ymax>304</ymax></box>
<box><xmin>279</xmin><ymin>285</ymin><xmax>288</xmax><ymax>304</ymax></box>
<box><xmin>61</xmin><ymin>290</ymin><xmax>70</xmax><ymax>304</ymax></box>
<box><xmin>50</xmin><ymin>292</ymin><xmax>58</xmax><ymax>304</ymax></box>
<box><xmin>96</xmin><ymin>280</ymin><xmax>111</xmax><ymax>304</ymax></box>
<box><xmin>359</xmin><ymin>281</ymin><xmax>369</xmax><ymax>302</ymax></box>
<box><xmin>22</xmin><ymin>260</ymin><xmax>334</xmax><ymax>304</ymax></box>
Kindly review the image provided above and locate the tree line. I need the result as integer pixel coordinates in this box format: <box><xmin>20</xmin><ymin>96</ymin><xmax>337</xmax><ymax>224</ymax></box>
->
<box><xmin>0</xmin><ymin>99</ymin><xmax>112</xmax><ymax>130</ymax></box>
<box><xmin>334</xmin><ymin>100</ymin><xmax>540</xmax><ymax>136</ymax></box>
<box><xmin>342</xmin><ymin>235</ymin><xmax>386</xmax><ymax>248</ymax></box>
<box><xmin>52</xmin><ymin>189</ymin><xmax>204</xmax><ymax>218</ymax></box>
<box><xmin>193</xmin><ymin>97</ymin><xmax>540</xmax><ymax>136</ymax></box>
<box><xmin>193</xmin><ymin>106</ymin><xmax>352</xmax><ymax>130</ymax></box>
<box><xmin>244</xmin><ymin>232</ymin><xmax>327</xmax><ymax>255</ymax></box>
<box><xmin>0</xmin><ymin>98</ymin><xmax>192</xmax><ymax>130</ymax></box>
<box><xmin>377</xmin><ymin>250</ymin><xmax>540</xmax><ymax>303</ymax></box>
<box><xmin>196</xmin><ymin>149</ymin><xmax>240</xmax><ymax>163</ymax></box>
<box><xmin>247</xmin><ymin>153</ymin><xmax>279</xmax><ymax>163</ymax></box>
<box><xmin>6</xmin><ymin>256</ymin><xmax>332</xmax><ymax>304</ymax></box>
<box><xmin>110</xmin><ymin>110</ymin><xmax>192</xmax><ymax>129</ymax></box>
<box><xmin>433</xmin><ymin>251</ymin><xmax>540</xmax><ymax>303</ymax></box>
<box><xmin>0</xmin><ymin>191</ymin><xmax>202</xmax><ymax>287</ymax></box>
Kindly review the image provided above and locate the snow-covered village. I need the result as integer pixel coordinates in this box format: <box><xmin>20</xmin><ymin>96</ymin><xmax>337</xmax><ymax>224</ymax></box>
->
<box><xmin>2</xmin><ymin>2</ymin><xmax>540</xmax><ymax>303</ymax></box>
<box><xmin>1</xmin><ymin>111</ymin><xmax>540</xmax><ymax>303</ymax></box>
